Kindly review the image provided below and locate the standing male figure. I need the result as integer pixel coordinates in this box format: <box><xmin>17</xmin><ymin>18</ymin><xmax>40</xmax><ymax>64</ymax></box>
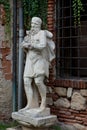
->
<box><xmin>21</xmin><ymin>17</ymin><xmax>55</xmax><ymax>111</ymax></box>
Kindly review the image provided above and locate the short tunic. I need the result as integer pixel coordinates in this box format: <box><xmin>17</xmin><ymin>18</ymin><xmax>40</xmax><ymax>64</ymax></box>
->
<box><xmin>23</xmin><ymin>30</ymin><xmax>49</xmax><ymax>78</ymax></box>
<box><xmin>24</xmin><ymin>49</ymin><xmax>49</xmax><ymax>78</ymax></box>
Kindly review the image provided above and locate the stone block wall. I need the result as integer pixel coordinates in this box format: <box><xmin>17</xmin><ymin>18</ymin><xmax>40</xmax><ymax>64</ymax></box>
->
<box><xmin>0</xmin><ymin>6</ymin><xmax>12</xmax><ymax>121</ymax></box>
<box><xmin>47</xmin><ymin>83</ymin><xmax>87</xmax><ymax>129</ymax></box>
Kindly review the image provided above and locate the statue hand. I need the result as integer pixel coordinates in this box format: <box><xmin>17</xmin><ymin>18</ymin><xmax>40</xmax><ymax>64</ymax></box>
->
<box><xmin>21</xmin><ymin>43</ymin><xmax>30</xmax><ymax>48</ymax></box>
<box><xmin>28</xmin><ymin>45</ymin><xmax>33</xmax><ymax>49</ymax></box>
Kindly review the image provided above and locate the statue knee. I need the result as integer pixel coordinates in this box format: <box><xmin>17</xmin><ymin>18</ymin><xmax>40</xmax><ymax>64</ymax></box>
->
<box><xmin>35</xmin><ymin>80</ymin><xmax>42</xmax><ymax>87</ymax></box>
<box><xmin>24</xmin><ymin>78</ymin><xmax>31</xmax><ymax>86</ymax></box>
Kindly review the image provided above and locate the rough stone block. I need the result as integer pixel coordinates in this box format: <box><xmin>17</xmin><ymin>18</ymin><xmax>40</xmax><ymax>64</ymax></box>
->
<box><xmin>12</xmin><ymin>111</ymin><xmax>57</xmax><ymax>127</ymax></box>
<box><xmin>67</xmin><ymin>88</ymin><xmax>73</xmax><ymax>98</ymax></box>
<box><xmin>6</xmin><ymin>126</ymin><xmax>21</xmax><ymax>130</ymax></box>
<box><xmin>54</xmin><ymin>98</ymin><xmax>70</xmax><ymax>108</ymax></box>
<box><xmin>80</xmin><ymin>89</ymin><xmax>87</xmax><ymax>96</ymax></box>
<box><xmin>19</xmin><ymin>108</ymin><xmax>50</xmax><ymax>118</ymax></box>
<box><xmin>54</xmin><ymin>87</ymin><xmax>67</xmax><ymax>96</ymax></box>
<box><xmin>71</xmin><ymin>92</ymin><xmax>86</xmax><ymax>110</ymax></box>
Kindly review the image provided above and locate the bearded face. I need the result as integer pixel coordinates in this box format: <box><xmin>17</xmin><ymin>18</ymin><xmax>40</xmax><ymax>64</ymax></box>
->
<box><xmin>31</xmin><ymin>21</ymin><xmax>41</xmax><ymax>33</ymax></box>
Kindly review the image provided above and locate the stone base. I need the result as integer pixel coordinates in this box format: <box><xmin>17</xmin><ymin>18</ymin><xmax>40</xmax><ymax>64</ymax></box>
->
<box><xmin>6</xmin><ymin>126</ymin><xmax>21</xmax><ymax>130</ymax></box>
<box><xmin>12</xmin><ymin>108</ymin><xmax>57</xmax><ymax>128</ymax></box>
<box><xmin>22</xmin><ymin>126</ymin><xmax>50</xmax><ymax>130</ymax></box>
<box><xmin>18</xmin><ymin>108</ymin><xmax>50</xmax><ymax>118</ymax></box>
<box><xmin>6</xmin><ymin>126</ymin><xmax>50</xmax><ymax>130</ymax></box>
<box><xmin>12</xmin><ymin>112</ymin><xmax>57</xmax><ymax>127</ymax></box>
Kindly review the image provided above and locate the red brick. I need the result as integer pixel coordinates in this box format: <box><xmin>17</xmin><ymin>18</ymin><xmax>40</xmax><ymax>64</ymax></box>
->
<box><xmin>73</xmin><ymin>80</ymin><xmax>79</xmax><ymax>88</ymax></box>
<box><xmin>52</xmin><ymin>93</ymin><xmax>58</xmax><ymax>101</ymax></box>
<box><xmin>83</xmin><ymin>121</ymin><xmax>87</xmax><ymax>125</ymax></box>
<box><xmin>58</xmin><ymin>110</ymin><xmax>71</xmax><ymax>116</ymax></box>
<box><xmin>48</xmin><ymin>1</ymin><xmax>54</xmax><ymax>4</ymax></box>
<box><xmin>0</xmin><ymin>4</ymin><xmax>6</xmax><ymax>25</ymax></box>
<box><xmin>68</xmin><ymin>109</ymin><xmax>79</xmax><ymax>114</ymax></box>
<box><xmin>58</xmin><ymin>117</ymin><xmax>83</xmax><ymax>124</ymax></box>
<box><xmin>2</xmin><ymin>61</ymin><xmax>11</xmax><ymax>74</ymax></box>
<box><xmin>75</xmin><ymin>116</ymin><xmax>86</xmax><ymax>121</ymax></box>
<box><xmin>5</xmin><ymin>73</ymin><xmax>12</xmax><ymax>80</ymax></box>
<box><xmin>68</xmin><ymin>80</ymin><xmax>73</xmax><ymax>87</ymax></box>
<box><xmin>63</xmin><ymin>80</ymin><xmax>69</xmax><ymax>87</ymax></box>
<box><xmin>48</xmin><ymin>4</ymin><xmax>54</xmax><ymax>8</ymax></box>
<box><xmin>79</xmin><ymin>80</ymin><xmax>85</xmax><ymax>88</ymax></box>
<box><xmin>2</xmin><ymin>40</ymin><xmax>9</xmax><ymax>48</ymax></box>
<box><xmin>58</xmin><ymin>114</ymin><xmax>75</xmax><ymax>119</ymax></box>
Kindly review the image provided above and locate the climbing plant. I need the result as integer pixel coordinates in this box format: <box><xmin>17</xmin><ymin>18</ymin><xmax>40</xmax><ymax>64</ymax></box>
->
<box><xmin>0</xmin><ymin>0</ymin><xmax>11</xmax><ymax>39</ymax></box>
<box><xmin>22</xmin><ymin>0</ymin><xmax>47</xmax><ymax>30</ymax></box>
<box><xmin>72</xmin><ymin>0</ymin><xmax>84</xmax><ymax>27</ymax></box>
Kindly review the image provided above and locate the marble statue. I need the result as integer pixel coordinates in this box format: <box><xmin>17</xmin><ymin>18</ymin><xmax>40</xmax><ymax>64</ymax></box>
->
<box><xmin>20</xmin><ymin>17</ymin><xmax>55</xmax><ymax>112</ymax></box>
<box><xmin>12</xmin><ymin>17</ymin><xmax>57</xmax><ymax>129</ymax></box>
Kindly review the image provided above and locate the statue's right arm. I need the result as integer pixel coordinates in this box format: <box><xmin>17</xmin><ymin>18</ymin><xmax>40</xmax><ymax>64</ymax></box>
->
<box><xmin>20</xmin><ymin>40</ymin><xmax>30</xmax><ymax>49</ymax></box>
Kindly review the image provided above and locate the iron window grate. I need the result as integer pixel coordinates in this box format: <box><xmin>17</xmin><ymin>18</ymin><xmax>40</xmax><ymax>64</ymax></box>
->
<box><xmin>56</xmin><ymin>0</ymin><xmax>87</xmax><ymax>79</ymax></box>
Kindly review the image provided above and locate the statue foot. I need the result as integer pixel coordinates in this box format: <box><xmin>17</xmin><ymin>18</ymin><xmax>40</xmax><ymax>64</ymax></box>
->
<box><xmin>40</xmin><ymin>102</ymin><xmax>46</xmax><ymax>111</ymax></box>
<box><xmin>40</xmin><ymin>99</ymin><xmax>46</xmax><ymax>110</ymax></box>
<box><xmin>18</xmin><ymin>106</ymin><xmax>30</xmax><ymax>112</ymax></box>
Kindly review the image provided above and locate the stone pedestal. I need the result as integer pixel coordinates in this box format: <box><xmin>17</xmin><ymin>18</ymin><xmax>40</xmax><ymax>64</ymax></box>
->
<box><xmin>12</xmin><ymin>108</ymin><xmax>57</xmax><ymax>130</ymax></box>
<box><xmin>22</xmin><ymin>126</ymin><xmax>50</xmax><ymax>130</ymax></box>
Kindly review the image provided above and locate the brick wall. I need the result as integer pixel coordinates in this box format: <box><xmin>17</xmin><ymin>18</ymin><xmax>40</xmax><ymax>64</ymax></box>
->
<box><xmin>47</xmin><ymin>0</ymin><xmax>87</xmax><ymax>129</ymax></box>
<box><xmin>0</xmin><ymin>5</ymin><xmax>12</xmax><ymax>122</ymax></box>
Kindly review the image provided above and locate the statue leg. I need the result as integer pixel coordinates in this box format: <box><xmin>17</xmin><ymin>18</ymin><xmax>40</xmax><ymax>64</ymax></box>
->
<box><xmin>19</xmin><ymin>77</ymin><xmax>33</xmax><ymax>112</ymax></box>
<box><xmin>35</xmin><ymin>76</ymin><xmax>46</xmax><ymax>110</ymax></box>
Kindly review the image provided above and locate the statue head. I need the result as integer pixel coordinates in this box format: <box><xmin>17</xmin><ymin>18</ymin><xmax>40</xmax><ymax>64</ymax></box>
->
<box><xmin>31</xmin><ymin>17</ymin><xmax>42</xmax><ymax>31</ymax></box>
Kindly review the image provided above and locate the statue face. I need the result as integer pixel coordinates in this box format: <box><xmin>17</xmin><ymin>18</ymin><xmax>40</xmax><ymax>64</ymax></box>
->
<box><xmin>31</xmin><ymin>21</ymin><xmax>40</xmax><ymax>31</ymax></box>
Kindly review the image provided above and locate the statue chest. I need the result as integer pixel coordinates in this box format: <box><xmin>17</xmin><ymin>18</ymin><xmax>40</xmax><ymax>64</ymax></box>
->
<box><xmin>30</xmin><ymin>34</ymin><xmax>40</xmax><ymax>45</ymax></box>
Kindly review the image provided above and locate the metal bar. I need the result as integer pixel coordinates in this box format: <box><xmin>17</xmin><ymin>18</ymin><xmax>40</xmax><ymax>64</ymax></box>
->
<box><xmin>18</xmin><ymin>0</ymin><xmax>24</xmax><ymax>110</ymax></box>
<box><xmin>61</xmin><ymin>0</ymin><xmax>64</xmax><ymax>76</ymax></box>
<box><xmin>55</xmin><ymin>0</ymin><xmax>59</xmax><ymax>78</ymax></box>
<box><xmin>56</xmin><ymin>0</ymin><xmax>61</xmax><ymax>78</ymax></box>
<box><xmin>58</xmin><ymin>14</ymin><xmax>87</xmax><ymax>20</ymax></box>
<box><xmin>69</xmin><ymin>0</ymin><xmax>72</xmax><ymax>76</ymax></box>
<box><xmin>13</xmin><ymin>0</ymin><xmax>17</xmax><ymax>112</ymax></box>
<box><xmin>77</xmin><ymin>29</ymin><xmax>80</xmax><ymax>77</ymax></box>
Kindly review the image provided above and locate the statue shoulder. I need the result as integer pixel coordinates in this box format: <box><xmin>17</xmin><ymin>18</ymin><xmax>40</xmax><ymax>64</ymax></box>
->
<box><xmin>38</xmin><ymin>30</ymin><xmax>46</xmax><ymax>36</ymax></box>
<box><xmin>45</xmin><ymin>30</ymin><xmax>53</xmax><ymax>38</ymax></box>
<box><xmin>38</xmin><ymin>30</ymin><xmax>53</xmax><ymax>39</ymax></box>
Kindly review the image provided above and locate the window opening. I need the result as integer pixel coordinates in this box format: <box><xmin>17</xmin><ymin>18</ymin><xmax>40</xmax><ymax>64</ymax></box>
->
<box><xmin>56</xmin><ymin>0</ymin><xmax>87</xmax><ymax>79</ymax></box>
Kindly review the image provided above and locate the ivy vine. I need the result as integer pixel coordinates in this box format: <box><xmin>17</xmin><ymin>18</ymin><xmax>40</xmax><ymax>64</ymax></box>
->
<box><xmin>22</xmin><ymin>0</ymin><xmax>47</xmax><ymax>30</ymax></box>
<box><xmin>0</xmin><ymin>0</ymin><xmax>11</xmax><ymax>39</ymax></box>
<box><xmin>72</xmin><ymin>0</ymin><xmax>84</xmax><ymax>27</ymax></box>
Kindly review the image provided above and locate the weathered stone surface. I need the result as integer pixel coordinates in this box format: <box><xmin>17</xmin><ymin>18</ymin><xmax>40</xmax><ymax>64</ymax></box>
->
<box><xmin>56</xmin><ymin>122</ymin><xmax>77</xmax><ymax>130</ymax></box>
<box><xmin>22</xmin><ymin>126</ymin><xmax>50</xmax><ymax>130</ymax></box>
<box><xmin>6</xmin><ymin>128</ymin><xmax>20</xmax><ymax>130</ymax></box>
<box><xmin>71</xmin><ymin>92</ymin><xmax>86</xmax><ymax>110</ymax></box>
<box><xmin>46</xmin><ymin>97</ymin><xmax>53</xmax><ymax>105</ymax></box>
<box><xmin>67</xmin><ymin>88</ymin><xmax>73</xmax><ymax>98</ymax></box>
<box><xmin>0</xmin><ymin>78</ymin><xmax>12</xmax><ymax>119</ymax></box>
<box><xmin>12</xmin><ymin>111</ymin><xmax>57</xmax><ymax>127</ymax></box>
<box><xmin>54</xmin><ymin>122</ymin><xmax>87</xmax><ymax>130</ymax></box>
<box><xmin>19</xmin><ymin>108</ymin><xmax>50</xmax><ymax>118</ymax></box>
<box><xmin>54</xmin><ymin>98</ymin><xmax>70</xmax><ymax>108</ymax></box>
<box><xmin>6</xmin><ymin>53</ymin><xmax>12</xmax><ymax>60</ymax></box>
<box><xmin>54</xmin><ymin>87</ymin><xmax>67</xmax><ymax>96</ymax></box>
<box><xmin>47</xmin><ymin>87</ymin><xmax>53</xmax><ymax>93</ymax></box>
<box><xmin>0</xmin><ymin>54</ymin><xmax>2</xmax><ymax>59</ymax></box>
<box><xmin>80</xmin><ymin>89</ymin><xmax>87</xmax><ymax>97</ymax></box>
<box><xmin>0</xmin><ymin>24</ymin><xmax>5</xmax><ymax>46</ymax></box>
<box><xmin>73</xmin><ymin>123</ymin><xmax>87</xmax><ymax>130</ymax></box>
<box><xmin>6</xmin><ymin>126</ymin><xmax>21</xmax><ymax>130</ymax></box>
